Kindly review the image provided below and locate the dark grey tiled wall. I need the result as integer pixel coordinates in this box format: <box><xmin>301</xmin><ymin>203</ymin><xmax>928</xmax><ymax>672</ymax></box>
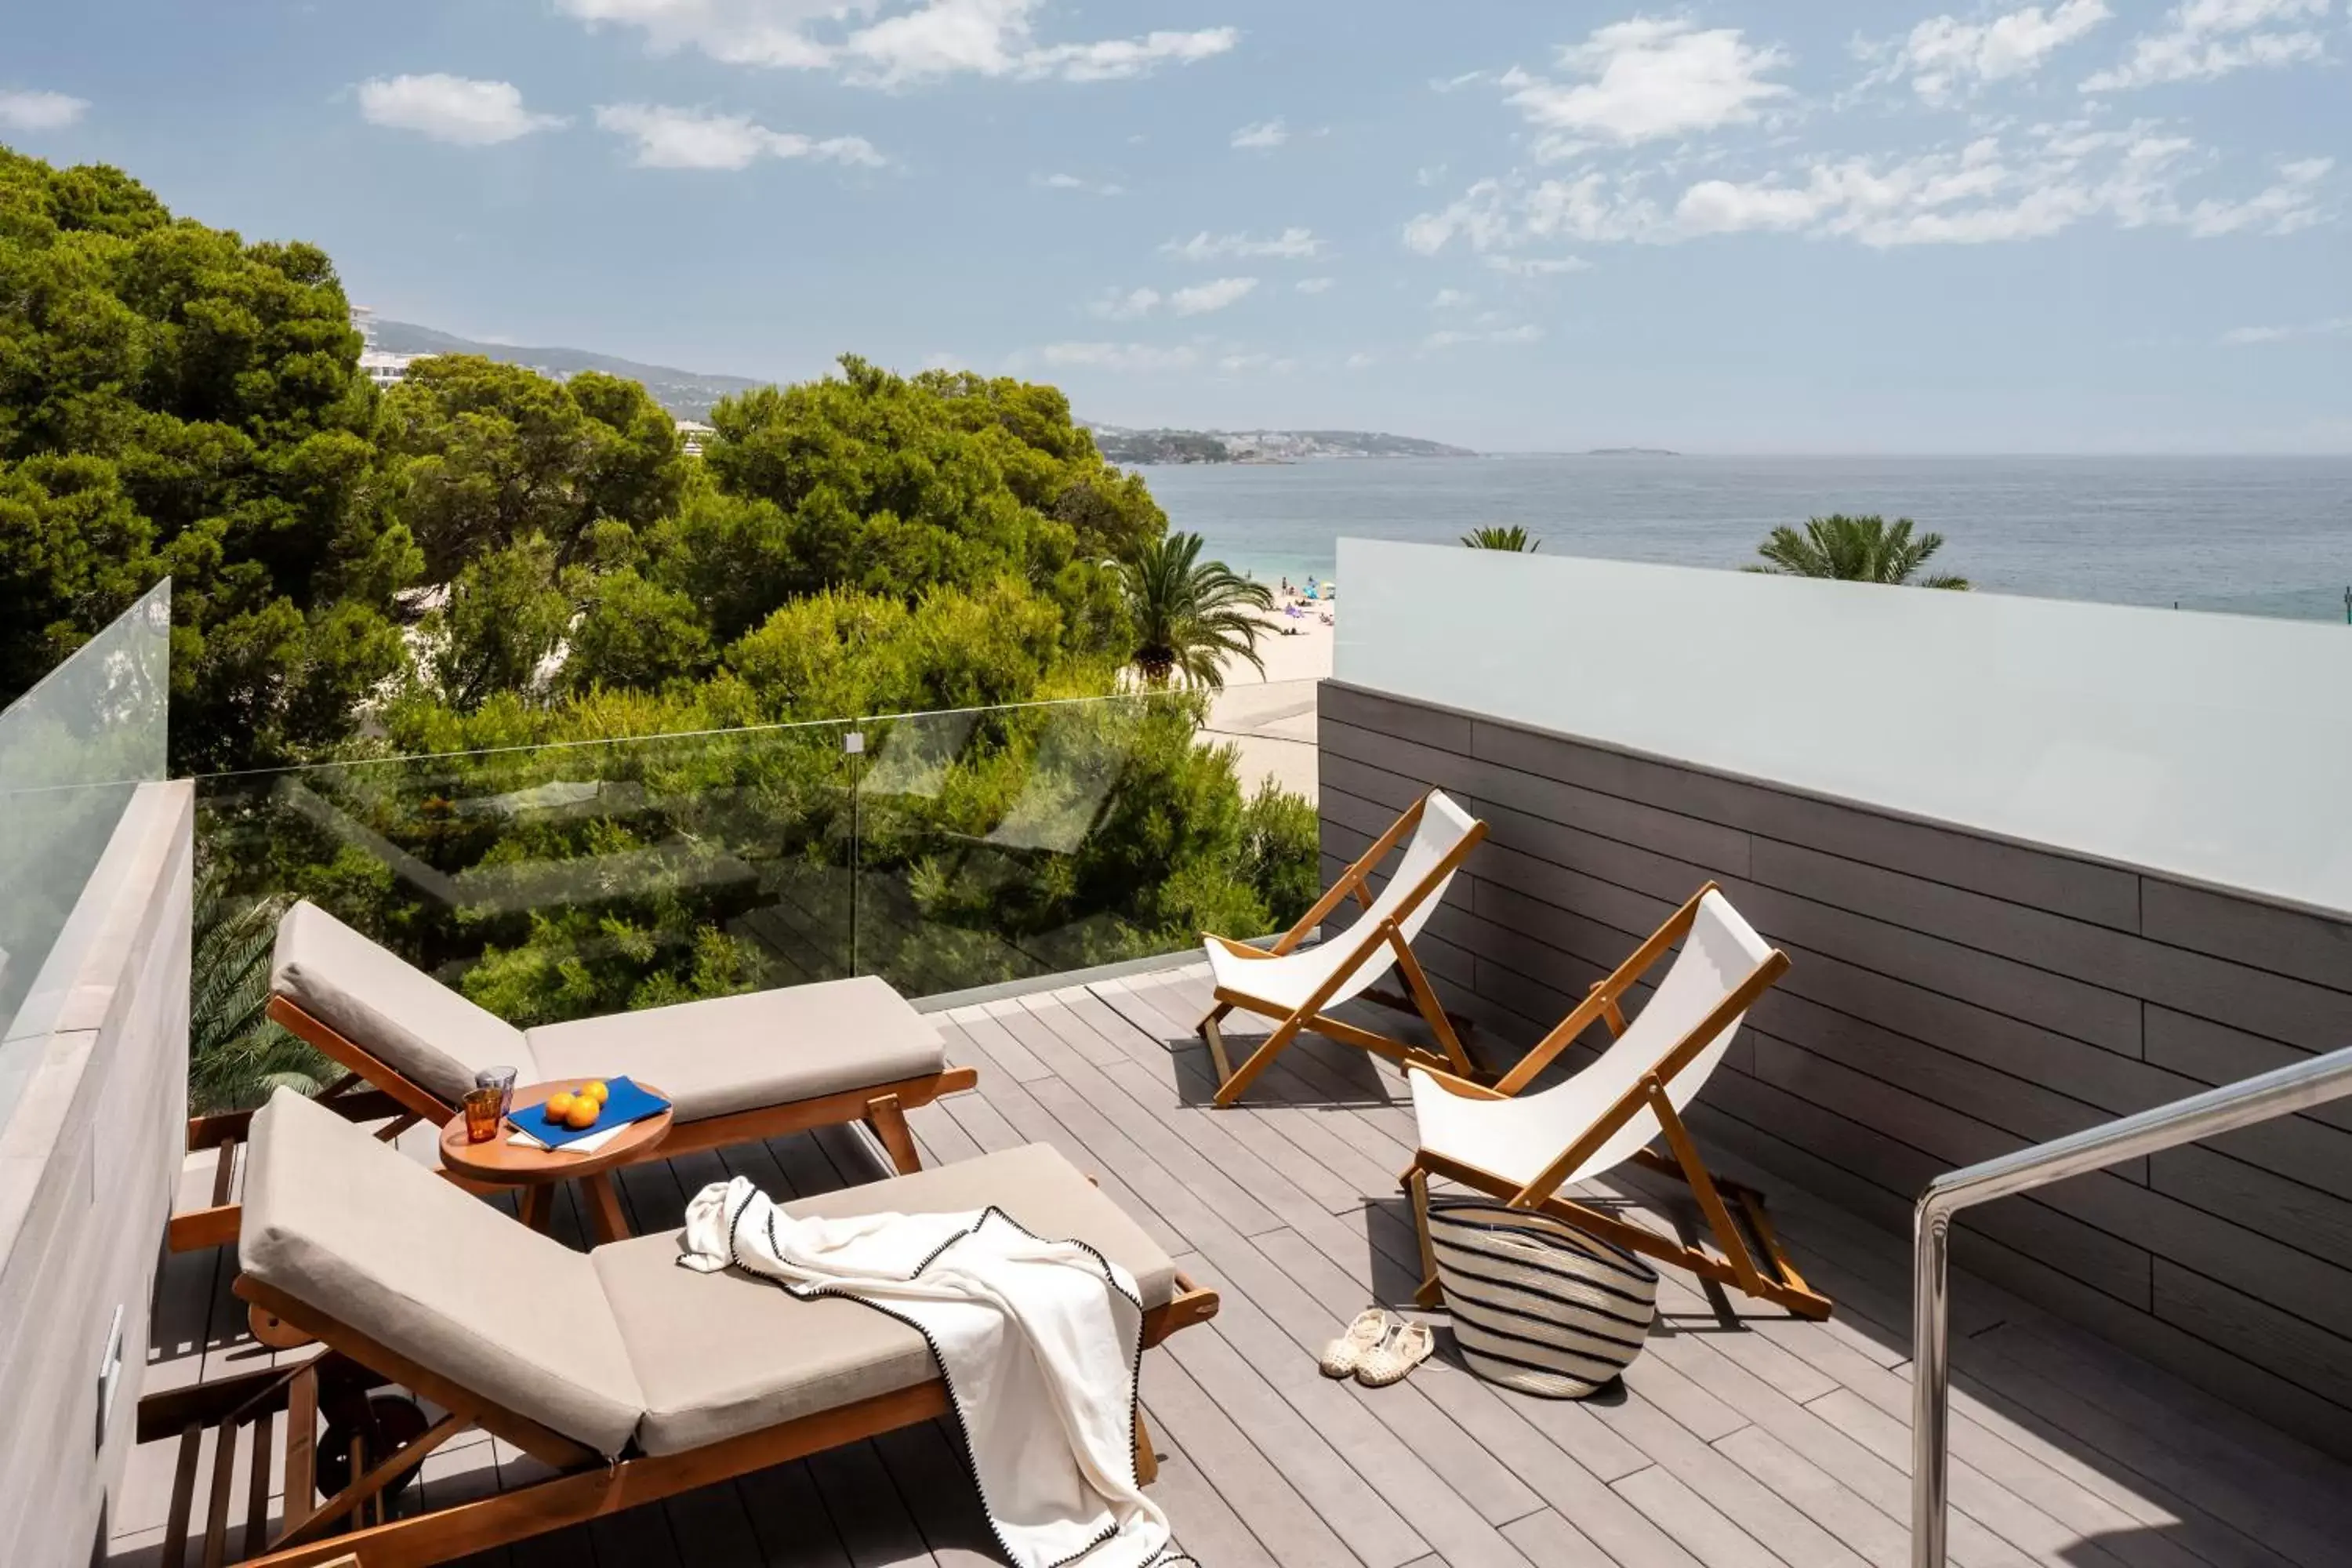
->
<box><xmin>1319</xmin><ymin>680</ymin><xmax>2352</xmax><ymax>1458</ymax></box>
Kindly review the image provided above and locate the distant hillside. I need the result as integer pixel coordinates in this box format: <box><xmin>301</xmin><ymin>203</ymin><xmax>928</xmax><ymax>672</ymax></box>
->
<box><xmin>1087</xmin><ymin>423</ymin><xmax>1477</xmax><ymax>463</ymax></box>
<box><xmin>372</xmin><ymin>321</ymin><xmax>764</xmax><ymax>420</ymax></box>
<box><xmin>365</xmin><ymin>328</ymin><xmax>1483</xmax><ymax>459</ymax></box>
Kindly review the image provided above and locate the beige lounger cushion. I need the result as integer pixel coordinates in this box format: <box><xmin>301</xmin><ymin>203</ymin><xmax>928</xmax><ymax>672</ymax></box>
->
<box><xmin>239</xmin><ymin>1088</ymin><xmax>645</xmax><ymax>1456</ymax></box>
<box><xmin>273</xmin><ymin>902</ymin><xmax>535</xmax><ymax>1107</ymax></box>
<box><xmin>524</xmin><ymin>975</ymin><xmax>946</xmax><ymax>1123</ymax></box>
<box><xmin>596</xmin><ymin>1142</ymin><xmax>1178</xmax><ymax>1456</ymax></box>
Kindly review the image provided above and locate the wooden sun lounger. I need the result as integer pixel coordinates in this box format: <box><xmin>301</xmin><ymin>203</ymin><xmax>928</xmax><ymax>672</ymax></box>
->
<box><xmin>148</xmin><ymin>1091</ymin><xmax>1220</xmax><ymax>1567</ymax></box>
<box><xmin>170</xmin><ymin>902</ymin><xmax>978</xmax><ymax>1254</ymax></box>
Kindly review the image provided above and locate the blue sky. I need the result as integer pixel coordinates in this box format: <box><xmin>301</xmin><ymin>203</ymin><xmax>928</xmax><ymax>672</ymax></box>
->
<box><xmin>1</xmin><ymin>1</ymin><xmax>2346</xmax><ymax>452</ymax></box>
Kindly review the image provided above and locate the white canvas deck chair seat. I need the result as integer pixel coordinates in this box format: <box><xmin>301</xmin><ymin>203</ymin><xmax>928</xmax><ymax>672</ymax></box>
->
<box><xmin>1403</xmin><ymin>884</ymin><xmax>1831</xmax><ymax>1321</ymax></box>
<box><xmin>1197</xmin><ymin>789</ymin><xmax>1488</xmax><ymax>1107</ymax></box>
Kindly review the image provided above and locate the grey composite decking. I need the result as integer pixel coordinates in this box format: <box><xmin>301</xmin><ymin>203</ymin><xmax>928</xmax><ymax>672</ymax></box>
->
<box><xmin>111</xmin><ymin>960</ymin><xmax>2352</xmax><ymax>1568</ymax></box>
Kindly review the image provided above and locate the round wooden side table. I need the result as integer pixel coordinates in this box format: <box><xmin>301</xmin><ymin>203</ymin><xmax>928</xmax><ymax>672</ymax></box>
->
<box><xmin>438</xmin><ymin>1080</ymin><xmax>673</xmax><ymax>1246</ymax></box>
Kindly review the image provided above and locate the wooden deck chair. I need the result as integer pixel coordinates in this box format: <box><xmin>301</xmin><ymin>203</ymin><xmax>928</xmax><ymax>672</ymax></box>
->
<box><xmin>1400</xmin><ymin>884</ymin><xmax>1831</xmax><ymax>1321</ymax></box>
<box><xmin>165</xmin><ymin>1088</ymin><xmax>1218</xmax><ymax>1567</ymax></box>
<box><xmin>1197</xmin><ymin>789</ymin><xmax>1488</xmax><ymax>1106</ymax></box>
<box><xmin>169</xmin><ymin>900</ymin><xmax>977</xmax><ymax>1254</ymax></box>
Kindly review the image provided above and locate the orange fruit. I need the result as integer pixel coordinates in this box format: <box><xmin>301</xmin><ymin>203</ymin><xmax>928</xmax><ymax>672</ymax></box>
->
<box><xmin>564</xmin><ymin>1098</ymin><xmax>599</xmax><ymax>1131</ymax></box>
<box><xmin>544</xmin><ymin>1091</ymin><xmax>576</xmax><ymax>1123</ymax></box>
<box><xmin>583</xmin><ymin>1080</ymin><xmax>610</xmax><ymax>1104</ymax></box>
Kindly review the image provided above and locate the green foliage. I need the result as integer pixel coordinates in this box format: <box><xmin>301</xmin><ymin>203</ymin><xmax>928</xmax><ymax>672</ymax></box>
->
<box><xmin>188</xmin><ymin>863</ymin><xmax>327</xmax><ymax>1112</ymax></box>
<box><xmin>0</xmin><ymin>143</ymin><xmax>414</xmax><ymax>770</ymax></box>
<box><xmin>426</xmin><ymin>534</ymin><xmax>575</xmax><ymax>710</ymax></box>
<box><xmin>0</xmin><ymin>454</ymin><xmax>159</xmax><ymax>695</ymax></box>
<box><xmin>1117</xmin><ymin>531</ymin><xmax>1272</xmax><ymax>688</ymax></box>
<box><xmin>566</xmin><ymin>567</ymin><xmax>712</xmax><ymax>693</ymax></box>
<box><xmin>1749</xmin><ymin>514</ymin><xmax>1970</xmax><ymax>589</ymax></box>
<box><xmin>379</xmin><ymin>357</ymin><xmax>687</xmax><ymax>581</ymax></box>
<box><xmin>0</xmin><ymin>146</ymin><xmax>1324</xmax><ymax>1044</ymax></box>
<box><xmin>1461</xmin><ymin>524</ymin><xmax>1540</xmax><ymax>551</ymax></box>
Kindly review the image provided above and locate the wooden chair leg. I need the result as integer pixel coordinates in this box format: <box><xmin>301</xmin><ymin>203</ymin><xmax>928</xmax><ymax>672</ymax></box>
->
<box><xmin>1212</xmin><ymin>1015</ymin><xmax>1305</xmax><ymax>1108</ymax></box>
<box><xmin>1199</xmin><ymin>1004</ymin><xmax>1236</xmax><ymax>1085</ymax></box>
<box><xmin>862</xmin><ymin>1093</ymin><xmax>923</xmax><ymax>1175</ymax></box>
<box><xmin>578</xmin><ymin>1174</ymin><xmax>632</xmax><ymax>1247</ymax></box>
<box><xmin>281</xmin><ymin>1365</ymin><xmax>318</xmax><ymax>1541</ymax></box>
<box><xmin>1645</xmin><ymin>1079</ymin><xmax>1769</xmax><ymax>1301</ymax></box>
<box><xmin>1388</xmin><ymin>928</ymin><xmax>1474</xmax><ymax>1078</ymax></box>
<box><xmin>1133</xmin><ymin>1407</ymin><xmax>1159</xmax><ymax>1486</ymax></box>
<box><xmin>1405</xmin><ymin>1165</ymin><xmax>1443</xmax><ymax>1308</ymax></box>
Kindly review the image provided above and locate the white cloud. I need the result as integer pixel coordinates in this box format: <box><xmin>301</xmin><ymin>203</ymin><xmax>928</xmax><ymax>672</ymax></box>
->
<box><xmin>0</xmin><ymin>89</ymin><xmax>89</xmax><ymax>131</ymax></box>
<box><xmin>1501</xmin><ymin>19</ymin><xmax>1791</xmax><ymax>146</ymax></box>
<box><xmin>1295</xmin><ymin>277</ymin><xmax>1337</xmax><ymax>294</ymax></box>
<box><xmin>1864</xmin><ymin>1</ymin><xmax>2112</xmax><ymax>103</ymax></box>
<box><xmin>1425</xmin><ymin>323</ymin><xmax>1544</xmax><ymax>349</ymax></box>
<box><xmin>1035</xmin><ymin>171</ymin><xmax>1124</xmax><ymax>194</ymax></box>
<box><xmin>922</xmin><ymin>351</ymin><xmax>971</xmax><ymax>370</ymax></box>
<box><xmin>2082</xmin><ymin>0</ymin><xmax>2333</xmax><ymax>91</ymax></box>
<box><xmin>1345</xmin><ymin>350</ymin><xmax>1378</xmax><ymax>369</ymax></box>
<box><xmin>1483</xmin><ymin>253</ymin><xmax>1592</xmax><ymax>276</ymax></box>
<box><xmin>1171</xmin><ymin>276</ymin><xmax>1259</xmax><ymax>315</ymax></box>
<box><xmin>2220</xmin><ymin>314</ymin><xmax>2352</xmax><ymax>343</ymax></box>
<box><xmin>1232</xmin><ymin>118</ymin><xmax>1288</xmax><ymax>150</ymax></box>
<box><xmin>1408</xmin><ymin>125</ymin><xmax>2332</xmax><ymax>252</ymax></box>
<box><xmin>1431</xmin><ymin>288</ymin><xmax>1475</xmax><ymax>308</ymax></box>
<box><xmin>555</xmin><ymin>0</ymin><xmax>1236</xmax><ymax>88</ymax></box>
<box><xmin>358</xmin><ymin>74</ymin><xmax>565</xmax><ymax>146</ymax></box>
<box><xmin>594</xmin><ymin>103</ymin><xmax>883</xmax><ymax>168</ymax></box>
<box><xmin>1037</xmin><ymin>341</ymin><xmax>1200</xmax><ymax>371</ymax></box>
<box><xmin>2183</xmin><ymin>154</ymin><xmax>2332</xmax><ymax>235</ymax></box>
<box><xmin>1162</xmin><ymin>227</ymin><xmax>1325</xmax><ymax>260</ymax></box>
<box><xmin>1216</xmin><ymin>352</ymin><xmax>1297</xmax><ymax>373</ymax></box>
<box><xmin>1089</xmin><ymin>286</ymin><xmax>1163</xmax><ymax>321</ymax></box>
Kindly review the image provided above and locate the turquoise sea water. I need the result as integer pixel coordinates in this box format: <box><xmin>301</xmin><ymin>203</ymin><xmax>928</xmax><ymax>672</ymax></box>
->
<box><xmin>1145</xmin><ymin>455</ymin><xmax>2352</xmax><ymax>621</ymax></box>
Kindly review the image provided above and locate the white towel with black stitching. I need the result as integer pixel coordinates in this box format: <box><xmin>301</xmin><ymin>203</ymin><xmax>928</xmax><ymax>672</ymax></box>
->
<box><xmin>680</xmin><ymin>1175</ymin><xmax>1180</xmax><ymax>1568</ymax></box>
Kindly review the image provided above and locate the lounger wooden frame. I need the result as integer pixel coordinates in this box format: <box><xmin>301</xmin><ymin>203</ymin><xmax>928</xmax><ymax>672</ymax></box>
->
<box><xmin>164</xmin><ymin>1265</ymin><xmax>1219</xmax><ymax>1566</ymax></box>
<box><xmin>1198</xmin><ymin>790</ymin><xmax>1488</xmax><ymax>1107</ymax></box>
<box><xmin>1400</xmin><ymin>883</ymin><xmax>1832</xmax><ymax>1322</ymax></box>
<box><xmin>168</xmin><ymin>993</ymin><xmax>980</xmax><ymax>1253</ymax></box>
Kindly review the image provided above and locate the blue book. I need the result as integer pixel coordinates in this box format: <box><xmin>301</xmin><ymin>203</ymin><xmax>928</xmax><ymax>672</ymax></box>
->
<box><xmin>511</xmin><ymin>1076</ymin><xmax>672</xmax><ymax>1150</ymax></box>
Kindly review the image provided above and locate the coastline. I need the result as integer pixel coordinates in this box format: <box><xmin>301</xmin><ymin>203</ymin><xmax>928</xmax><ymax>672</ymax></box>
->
<box><xmin>1200</xmin><ymin>595</ymin><xmax>1333</xmax><ymax>804</ymax></box>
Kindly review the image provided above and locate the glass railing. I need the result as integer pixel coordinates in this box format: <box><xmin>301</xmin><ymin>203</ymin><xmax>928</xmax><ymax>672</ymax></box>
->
<box><xmin>0</xmin><ymin>581</ymin><xmax>172</xmax><ymax>1131</ymax></box>
<box><xmin>192</xmin><ymin>682</ymin><xmax>1319</xmax><ymax>1106</ymax></box>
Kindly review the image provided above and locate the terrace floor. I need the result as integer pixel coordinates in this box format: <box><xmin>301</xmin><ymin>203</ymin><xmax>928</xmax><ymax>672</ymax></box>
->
<box><xmin>114</xmin><ymin>958</ymin><xmax>2352</xmax><ymax>1568</ymax></box>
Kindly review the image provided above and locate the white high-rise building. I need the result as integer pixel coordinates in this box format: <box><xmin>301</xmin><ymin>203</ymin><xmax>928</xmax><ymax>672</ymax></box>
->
<box><xmin>351</xmin><ymin>305</ymin><xmax>425</xmax><ymax>390</ymax></box>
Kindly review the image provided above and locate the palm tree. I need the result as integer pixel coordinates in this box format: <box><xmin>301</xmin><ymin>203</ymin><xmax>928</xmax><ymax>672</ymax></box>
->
<box><xmin>1117</xmin><ymin>532</ymin><xmax>1273</xmax><ymax>689</ymax></box>
<box><xmin>1748</xmin><ymin>514</ymin><xmax>1969</xmax><ymax>589</ymax></box>
<box><xmin>1461</xmin><ymin>525</ymin><xmax>1541</xmax><ymax>551</ymax></box>
<box><xmin>187</xmin><ymin>866</ymin><xmax>330</xmax><ymax>1112</ymax></box>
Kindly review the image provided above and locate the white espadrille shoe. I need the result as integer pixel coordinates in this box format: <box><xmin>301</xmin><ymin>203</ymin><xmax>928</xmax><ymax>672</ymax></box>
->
<box><xmin>1319</xmin><ymin>1308</ymin><xmax>1398</xmax><ymax>1378</ymax></box>
<box><xmin>1355</xmin><ymin>1319</ymin><xmax>1436</xmax><ymax>1388</ymax></box>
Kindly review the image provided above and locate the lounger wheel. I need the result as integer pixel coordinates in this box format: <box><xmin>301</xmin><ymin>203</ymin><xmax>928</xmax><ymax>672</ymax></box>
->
<box><xmin>317</xmin><ymin>1392</ymin><xmax>430</xmax><ymax>1504</ymax></box>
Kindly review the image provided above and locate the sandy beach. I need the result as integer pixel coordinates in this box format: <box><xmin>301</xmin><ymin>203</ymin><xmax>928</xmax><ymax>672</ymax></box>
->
<box><xmin>1203</xmin><ymin>593</ymin><xmax>1333</xmax><ymax>802</ymax></box>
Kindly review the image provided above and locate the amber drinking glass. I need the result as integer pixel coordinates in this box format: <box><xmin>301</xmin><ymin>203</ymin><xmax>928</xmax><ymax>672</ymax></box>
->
<box><xmin>462</xmin><ymin>1086</ymin><xmax>504</xmax><ymax>1144</ymax></box>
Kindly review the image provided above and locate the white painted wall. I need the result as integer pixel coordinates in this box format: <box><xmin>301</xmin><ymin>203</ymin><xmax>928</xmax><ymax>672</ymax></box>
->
<box><xmin>1336</xmin><ymin>540</ymin><xmax>2352</xmax><ymax>918</ymax></box>
<box><xmin>0</xmin><ymin>782</ymin><xmax>193</xmax><ymax>1567</ymax></box>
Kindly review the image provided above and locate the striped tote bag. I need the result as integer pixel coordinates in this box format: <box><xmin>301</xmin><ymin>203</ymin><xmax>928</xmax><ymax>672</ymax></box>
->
<box><xmin>1426</xmin><ymin>1200</ymin><xmax>1658</xmax><ymax>1398</ymax></box>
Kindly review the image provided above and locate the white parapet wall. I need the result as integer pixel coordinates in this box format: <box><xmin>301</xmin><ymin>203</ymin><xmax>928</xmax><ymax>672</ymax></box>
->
<box><xmin>0</xmin><ymin>780</ymin><xmax>193</xmax><ymax>1566</ymax></box>
<box><xmin>1334</xmin><ymin>539</ymin><xmax>2352</xmax><ymax>920</ymax></box>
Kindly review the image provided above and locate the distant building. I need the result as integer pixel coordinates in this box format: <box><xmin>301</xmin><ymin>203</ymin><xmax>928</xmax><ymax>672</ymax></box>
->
<box><xmin>675</xmin><ymin>419</ymin><xmax>715</xmax><ymax>458</ymax></box>
<box><xmin>351</xmin><ymin>305</ymin><xmax>426</xmax><ymax>390</ymax></box>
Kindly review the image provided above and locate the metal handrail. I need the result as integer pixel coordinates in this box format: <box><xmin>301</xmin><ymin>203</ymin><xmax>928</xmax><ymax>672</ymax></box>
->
<box><xmin>1911</xmin><ymin>1040</ymin><xmax>2352</xmax><ymax>1567</ymax></box>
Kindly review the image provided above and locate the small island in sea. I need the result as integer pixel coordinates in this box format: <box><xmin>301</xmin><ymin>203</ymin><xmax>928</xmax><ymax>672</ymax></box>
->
<box><xmin>1586</xmin><ymin>447</ymin><xmax>1681</xmax><ymax>456</ymax></box>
